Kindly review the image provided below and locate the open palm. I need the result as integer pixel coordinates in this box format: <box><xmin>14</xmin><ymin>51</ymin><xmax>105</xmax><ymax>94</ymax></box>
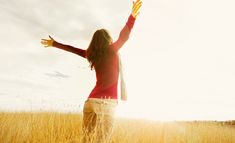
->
<box><xmin>132</xmin><ymin>0</ymin><xmax>142</xmax><ymax>18</ymax></box>
<box><xmin>41</xmin><ymin>35</ymin><xmax>55</xmax><ymax>48</ymax></box>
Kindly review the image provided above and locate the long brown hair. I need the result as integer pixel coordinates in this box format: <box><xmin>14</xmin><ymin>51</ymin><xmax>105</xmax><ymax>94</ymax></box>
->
<box><xmin>87</xmin><ymin>29</ymin><xmax>113</xmax><ymax>70</ymax></box>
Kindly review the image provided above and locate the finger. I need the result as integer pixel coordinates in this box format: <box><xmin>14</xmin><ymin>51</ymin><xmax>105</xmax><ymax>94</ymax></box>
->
<box><xmin>41</xmin><ymin>39</ymin><xmax>49</xmax><ymax>41</ymax></box>
<box><xmin>132</xmin><ymin>1</ymin><xmax>135</xmax><ymax>9</ymax></box>
<box><xmin>41</xmin><ymin>41</ymin><xmax>48</xmax><ymax>45</ymax></box>
<box><xmin>134</xmin><ymin>1</ymin><xmax>142</xmax><ymax>8</ymax></box>
<box><xmin>135</xmin><ymin>3</ymin><xmax>142</xmax><ymax>11</ymax></box>
<box><xmin>49</xmin><ymin>35</ymin><xmax>52</xmax><ymax>39</ymax></box>
<box><xmin>49</xmin><ymin>35</ymin><xmax>54</xmax><ymax>40</ymax></box>
<box><xmin>133</xmin><ymin>0</ymin><xmax>141</xmax><ymax>4</ymax></box>
<box><xmin>136</xmin><ymin>12</ymin><xmax>140</xmax><ymax>16</ymax></box>
<box><xmin>133</xmin><ymin>0</ymin><xmax>142</xmax><ymax>7</ymax></box>
<box><xmin>41</xmin><ymin>42</ymin><xmax>49</xmax><ymax>46</ymax></box>
<box><xmin>133</xmin><ymin>6</ymin><xmax>141</xmax><ymax>15</ymax></box>
<box><xmin>133</xmin><ymin>2</ymin><xmax>142</xmax><ymax>12</ymax></box>
<box><xmin>133</xmin><ymin>2</ymin><xmax>142</xmax><ymax>11</ymax></box>
<box><xmin>41</xmin><ymin>41</ymin><xmax>45</xmax><ymax>44</ymax></box>
<box><xmin>41</xmin><ymin>41</ymin><xmax>48</xmax><ymax>44</ymax></box>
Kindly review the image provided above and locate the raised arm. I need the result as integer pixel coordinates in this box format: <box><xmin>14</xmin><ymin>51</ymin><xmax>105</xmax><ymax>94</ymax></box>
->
<box><xmin>41</xmin><ymin>36</ymin><xmax>86</xmax><ymax>58</ymax></box>
<box><xmin>111</xmin><ymin>0</ymin><xmax>142</xmax><ymax>51</ymax></box>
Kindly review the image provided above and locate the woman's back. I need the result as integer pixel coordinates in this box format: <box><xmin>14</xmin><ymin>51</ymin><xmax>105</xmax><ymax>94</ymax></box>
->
<box><xmin>88</xmin><ymin>14</ymin><xmax>136</xmax><ymax>99</ymax></box>
<box><xmin>89</xmin><ymin>47</ymin><xmax>119</xmax><ymax>99</ymax></box>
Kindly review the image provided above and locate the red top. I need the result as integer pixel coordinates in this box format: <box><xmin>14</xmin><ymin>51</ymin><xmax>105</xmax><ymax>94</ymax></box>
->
<box><xmin>53</xmin><ymin>14</ymin><xmax>136</xmax><ymax>99</ymax></box>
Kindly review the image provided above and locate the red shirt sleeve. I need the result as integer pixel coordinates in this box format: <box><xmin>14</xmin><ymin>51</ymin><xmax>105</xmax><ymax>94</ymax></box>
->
<box><xmin>111</xmin><ymin>14</ymin><xmax>136</xmax><ymax>51</ymax></box>
<box><xmin>52</xmin><ymin>41</ymin><xmax>86</xmax><ymax>58</ymax></box>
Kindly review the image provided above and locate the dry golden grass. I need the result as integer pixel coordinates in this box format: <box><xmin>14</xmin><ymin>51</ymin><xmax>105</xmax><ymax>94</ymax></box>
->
<box><xmin>0</xmin><ymin>111</ymin><xmax>235</xmax><ymax>143</ymax></box>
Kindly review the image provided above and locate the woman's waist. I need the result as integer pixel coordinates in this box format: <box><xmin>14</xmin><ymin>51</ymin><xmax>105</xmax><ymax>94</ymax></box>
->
<box><xmin>87</xmin><ymin>98</ymin><xmax>118</xmax><ymax>105</ymax></box>
<box><xmin>89</xmin><ymin>82</ymin><xmax>118</xmax><ymax>99</ymax></box>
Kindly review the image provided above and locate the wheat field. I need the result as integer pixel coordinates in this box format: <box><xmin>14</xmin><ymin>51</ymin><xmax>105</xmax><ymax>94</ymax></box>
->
<box><xmin>0</xmin><ymin>111</ymin><xmax>234</xmax><ymax>143</ymax></box>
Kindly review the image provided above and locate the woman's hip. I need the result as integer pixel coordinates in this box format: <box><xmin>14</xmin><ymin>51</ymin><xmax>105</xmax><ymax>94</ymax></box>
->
<box><xmin>83</xmin><ymin>98</ymin><xmax>118</xmax><ymax>115</ymax></box>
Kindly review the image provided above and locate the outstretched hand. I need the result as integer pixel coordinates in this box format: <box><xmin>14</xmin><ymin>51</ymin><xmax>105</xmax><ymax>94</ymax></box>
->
<box><xmin>41</xmin><ymin>35</ymin><xmax>55</xmax><ymax>48</ymax></box>
<box><xmin>132</xmin><ymin>0</ymin><xmax>142</xmax><ymax>18</ymax></box>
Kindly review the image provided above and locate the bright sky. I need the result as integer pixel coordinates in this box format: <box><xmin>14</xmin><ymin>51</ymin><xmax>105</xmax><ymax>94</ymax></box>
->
<box><xmin>0</xmin><ymin>0</ymin><xmax>235</xmax><ymax>121</ymax></box>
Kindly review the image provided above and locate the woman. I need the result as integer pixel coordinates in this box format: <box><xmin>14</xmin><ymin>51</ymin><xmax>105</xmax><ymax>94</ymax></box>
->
<box><xmin>41</xmin><ymin>0</ymin><xmax>142</xmax><ymax>142</ymax></box>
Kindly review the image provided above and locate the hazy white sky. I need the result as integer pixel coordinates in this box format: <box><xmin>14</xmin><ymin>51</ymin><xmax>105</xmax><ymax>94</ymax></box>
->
<box><xmin>0</xmin><ymin>0</ymin><xmax>235</xmax><ymax>121</ymax></box>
